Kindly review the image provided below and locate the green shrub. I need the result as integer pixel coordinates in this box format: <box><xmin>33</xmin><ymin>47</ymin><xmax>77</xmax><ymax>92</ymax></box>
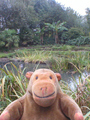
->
<box><xmin>0</xmin><ymin>29</ymin><xmax>19</xmax><ymax>49</ymax></box>
<box><xmin>19</xmin><ymin>28</ymin><xmax>40</xmax><ymax>46</ymax></box>
<box><xmin>61</xmin><ymin>32</ymin><xmax>69</xmax><ymax>44</ymax></box>
<box><xmin>68</xmin><ymin>27</ymin><xmax>84</xmax><ymax>39</ymax></box>
<box><xmin>67</xmin><ymin>36</ymin><xmax>90</xmax><ymax>46</ymax></box>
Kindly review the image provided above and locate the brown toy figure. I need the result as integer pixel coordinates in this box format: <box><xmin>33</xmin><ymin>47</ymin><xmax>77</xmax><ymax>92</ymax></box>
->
<box><xmin>0</xmin><ymin>69</ymin><xmax>84</xmax><ymax>120</ymax></box>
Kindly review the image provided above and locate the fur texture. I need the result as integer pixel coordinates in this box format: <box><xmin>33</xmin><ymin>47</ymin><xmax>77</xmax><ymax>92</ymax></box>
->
<box><xmin>0</xmin><ymin>69</ymin><xmax>84</xmax><ymax>120</ymax></box>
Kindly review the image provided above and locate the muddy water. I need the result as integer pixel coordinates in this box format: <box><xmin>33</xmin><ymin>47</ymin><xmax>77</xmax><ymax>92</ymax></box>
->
<box><xmin>0</xmin><ymin>60</ymin><xmax>90</xmax><ymax>90</ymax></box>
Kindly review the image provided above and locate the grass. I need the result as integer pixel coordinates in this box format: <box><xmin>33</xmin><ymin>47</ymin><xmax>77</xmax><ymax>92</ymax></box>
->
<box><xmin>13</xmin><ymin>48</ymin><xmax>90</xmax><ymax>71</ymax></box>
<box><xmin>0</xmin><ymin>52</ymin><xmax>15</xmax><ymax>58</ymax></box>
<box><xmin>0</xmin><ymin>45</ymin><xmax>90</xmax><ymax>72</ymax></box>
<box><xmin>0</xmin><ymin>62</ymin><xmax>27</xmax><ymax>113</ymax></box>
<box><xmin>15</xmin><ymin>50</ymin><xmax>52</xmax><ymax>63</ymax></box>
<box><xmin>0</xmin><ymin>63</ymin><xmax>90</xmax><ymax>119</ymax></box>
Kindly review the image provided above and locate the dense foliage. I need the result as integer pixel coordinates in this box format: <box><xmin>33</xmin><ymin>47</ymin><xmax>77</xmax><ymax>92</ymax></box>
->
<box><xmin>0</xmin><ymin>29</ymin><xmax>19</xmax><ymax>49</ymax></box>
<box><xmin>67</xmin><ymin>36</ymin><xmax>90</xmax><ymax>46</ymax></box>
<box><xmin>0</xmin><ymin>0</ymin><xmax>90</xmax><ymax>49</ymax></box>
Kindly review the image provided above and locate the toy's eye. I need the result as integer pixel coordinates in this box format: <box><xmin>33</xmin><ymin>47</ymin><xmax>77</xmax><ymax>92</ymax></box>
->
<box><xmin>36</xmin><ymin>76</ymin><xmax>38</xmax><ymax>80</ymax></box>
<box><xmin>49</xmin><ymin>76</ymin><xmax>52</xmax><ymax>79</ymax></box>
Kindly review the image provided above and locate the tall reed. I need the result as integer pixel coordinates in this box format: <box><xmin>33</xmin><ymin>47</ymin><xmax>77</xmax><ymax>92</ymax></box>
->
<box><xmin>0</xmin><ymin>63</ymin><xmax>90</xmax><ymax>119</ymax></box>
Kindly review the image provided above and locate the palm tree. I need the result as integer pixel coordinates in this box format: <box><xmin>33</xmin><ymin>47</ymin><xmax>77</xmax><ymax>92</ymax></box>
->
<box><xmin>45</xmin><ymin>20</ymin><xmax>68</xmax><ymax>44</ymax></box>
<box><xmin>36</xmin><ymin>27</ymin><xmax>45</xmax><ymax>44</ymax></box>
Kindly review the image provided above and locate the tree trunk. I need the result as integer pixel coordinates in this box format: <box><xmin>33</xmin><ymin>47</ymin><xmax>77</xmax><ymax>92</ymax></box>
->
<box><xmin>40</xmin><ymin>35</ymin><xmax>44</xmax><ymax>44</ymax></box>
<box><xmin>55</xmin><ymin>32</ymin><xmax>59</xmax><ymax>44</ymax></box>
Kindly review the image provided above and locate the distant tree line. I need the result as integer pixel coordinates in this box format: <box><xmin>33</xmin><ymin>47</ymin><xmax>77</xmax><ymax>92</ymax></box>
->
<box><xmin>0</xmin><ymin>0</ymin><xmax>90</xmax><ymax>49</ymax></box>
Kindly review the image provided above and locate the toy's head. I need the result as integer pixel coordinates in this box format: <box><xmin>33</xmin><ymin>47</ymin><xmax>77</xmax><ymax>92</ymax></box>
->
<box><xmin>26</xmin><ymin>69</ymin><xmax>61</xmax><ymax>107</ymax></box>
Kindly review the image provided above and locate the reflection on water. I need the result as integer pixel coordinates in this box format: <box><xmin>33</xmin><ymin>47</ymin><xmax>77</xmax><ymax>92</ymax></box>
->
<box><xmin>0</xmin><ymin>61</ymin><xmax>90</xmax><ymax>90</ymax></box>
<box><xmin>0</xmin><ymin>61</ymin><xmax>49</xmax><ymax>73</ymax></box>
<box><xmin>60</xmin><ymin>70</ymin><xmax>90</xmax><ymax>91</ymax></box>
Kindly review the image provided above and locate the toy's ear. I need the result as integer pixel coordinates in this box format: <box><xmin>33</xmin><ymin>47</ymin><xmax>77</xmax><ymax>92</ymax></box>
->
<box><xmin>55</xmin><ymin>73</ymin><xmax>61</xmax><ymax>81</ymax></box>
<box><xmin>26</xmin><ymin>71</ymin><xmax>33</xmax><ymax>80</ymax></box>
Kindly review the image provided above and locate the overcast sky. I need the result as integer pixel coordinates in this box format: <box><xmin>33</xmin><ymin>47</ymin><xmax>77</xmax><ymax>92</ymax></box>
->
<box><xmin>56</xmin><ymin>0</ymin><xmax>90</xmax><ymax>16</ymax></box>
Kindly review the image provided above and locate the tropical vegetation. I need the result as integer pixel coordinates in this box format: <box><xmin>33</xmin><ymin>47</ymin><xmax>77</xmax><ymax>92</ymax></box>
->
<box><xmin>0</xmin><ymin>0</ymin><xmax>90</xmax><ymax>119</ymax></box>
<box><xmin>0</xmin><ymin>0</ymin><xmax>90</xmax><ymax>49</ymax></box>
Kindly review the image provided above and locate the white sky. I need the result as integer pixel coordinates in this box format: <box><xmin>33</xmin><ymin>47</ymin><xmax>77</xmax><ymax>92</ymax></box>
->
<box><xmin>56</xmin><ymin>0</ymin><xmax>90</xmax><ymax>16</ymax></box>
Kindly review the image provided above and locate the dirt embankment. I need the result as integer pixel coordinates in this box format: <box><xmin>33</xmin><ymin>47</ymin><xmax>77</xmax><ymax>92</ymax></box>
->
<box><xmin>0</xmin><ymin>58</ymin><xmax>10</xmax><ymax>62</ymax></box>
